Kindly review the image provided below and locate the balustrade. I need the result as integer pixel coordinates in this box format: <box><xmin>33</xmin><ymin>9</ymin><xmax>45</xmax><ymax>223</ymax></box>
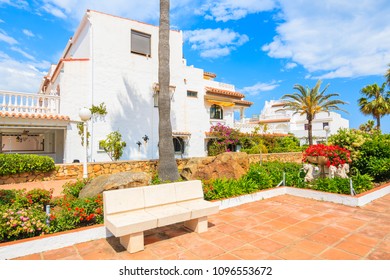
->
<box><xmin>0</xmin><ymin>90</ymin><xmax>60</xmax><ymax>114</ymax></box>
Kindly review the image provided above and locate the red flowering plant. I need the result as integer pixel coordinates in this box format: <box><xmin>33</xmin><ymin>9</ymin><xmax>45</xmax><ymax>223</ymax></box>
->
<box><xmin>303</xmin><ymin>144</ymin><xmax>351</xmax><ymax>167</ymax></box>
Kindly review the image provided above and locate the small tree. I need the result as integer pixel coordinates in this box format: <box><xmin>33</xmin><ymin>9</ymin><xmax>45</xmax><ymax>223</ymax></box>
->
<box><xmin>99</xmin><ymin>131</ymin><xmax>127</xmax><ymax>161</ymax></box>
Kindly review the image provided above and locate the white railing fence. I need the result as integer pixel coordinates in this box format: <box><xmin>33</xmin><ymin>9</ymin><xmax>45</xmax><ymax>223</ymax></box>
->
<box><xmin>0</xmin><ymin>90</ymin><xmax>60</xmax><ymax>114</ymax></box>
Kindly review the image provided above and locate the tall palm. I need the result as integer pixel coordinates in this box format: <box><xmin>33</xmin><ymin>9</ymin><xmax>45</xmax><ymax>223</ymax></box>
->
<box><xmin>279</xmin><ymin>80</ymin><xmax>347</xmax><ymax>146</ymax></box>
<box><xmin>358</xmin><ymin>82</ymin><xmax>390</xmax><ymax>130</ymax></box>
<box><xmin>157</xmin><ymin>0</ymin><xmax>179</xmax><ymax>181</ymax></box>
<box><xmin>385</xmin><ymin>63</ymin><xmax>390</xmax><ymax>86</ymax></box>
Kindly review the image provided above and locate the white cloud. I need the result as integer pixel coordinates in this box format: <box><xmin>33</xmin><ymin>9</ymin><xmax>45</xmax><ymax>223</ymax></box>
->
<box><xmin>42</xmin><ymin>4</ymin><xmax>67</xmax><ymax>19</ymax></box>
<box><xmin>22</xmin><ymin>29</ymin><xmax>35</xmax><ymax>37</ymax></box>
<box><xmin>240</xmin><ymin>80</ymin><xmax>281</xmax><ymax>96</ymax></box>
<box><xmin>262</xmin><ymin>0</ymin><xmax>390</xmax><ymax>79</ymax></box>
<box><xmin>0</xmin><ymin>30</ymin><xmax>18</xmax><ymax>45</ymax></box>
<box><xmin>184</xmin><ymin>28</ymin><xmax>249</xmax><ymax>58</ymax></box>
<box><xmin>0</xmin><ymin>51</ymin><xmax>47</xmax><ymax>92</ymax></box>
<box><xmin>10</xmin><ymin>46</ymin><xmax>35</xmax><ymax>60</ymax></box>
<box><xmin>197</xmin><ymin>0</ymin><xmax>276</xmax><ymax>22</ymax></box>
<box><xmin>39</xmin><ymin>0</ymin><xmax>160</xmax><ymax>24</ymax></box>
<box><xmin>0</xmin><ymin>0</ymin><xmax>29</xmax><ymax>9</ymax></box>
<box><xmin>285</xmin><ymin>62</ymin><xmax>297</xmax><ymax>70</ymax></box>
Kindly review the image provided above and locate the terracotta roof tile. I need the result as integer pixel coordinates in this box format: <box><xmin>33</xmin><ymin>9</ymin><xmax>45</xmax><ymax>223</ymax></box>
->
<box><xmin>0</xmin><ymin>112</ymin><xmax>70</xmax><ymax>121</ymax></box>
<box><xmin>235</xmin><ymin>100</ymin><xmax>253</xmax><ymax>106</ymax></box>
<box><xmin>204</xmin><ymin>72</ymin><xmax>217</xmax><ymax>78</ymax></box>
<box><xmin>205</xmin><ymin>87</ymin><xmax>245</xmax><ymax>98</ymax></box>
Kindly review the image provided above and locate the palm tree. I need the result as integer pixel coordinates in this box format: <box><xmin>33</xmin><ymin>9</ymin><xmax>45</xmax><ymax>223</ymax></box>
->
<box><xmin>157</xmin><ymin>0</ymin><xmax>179</xmax><ymax>181</ymax></box>
<box><xmin>279</xmin><ymin>80</ymin><xmax>347</xmax><ymax>146</ymax></box>
<box><xmin>358</xmin><ymin>82</ymin><xmax>390</xmax><ymax>130</ymax></box>
<box><xmin>385</xmin><ymin>63</ymin><xmax>390</xmax><ymax>86</ymax></box>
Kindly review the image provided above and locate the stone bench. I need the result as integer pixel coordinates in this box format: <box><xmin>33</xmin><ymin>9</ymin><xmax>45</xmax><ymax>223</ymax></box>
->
<box><xmin>103</xmin><ymin>180</ymin><xmax>219</xmax><ymax>253</ymax></box>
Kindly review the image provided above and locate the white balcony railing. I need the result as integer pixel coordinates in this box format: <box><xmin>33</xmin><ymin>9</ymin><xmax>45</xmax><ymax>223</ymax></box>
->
<box><xmin>0</xmin><ymin>90</ymin><xmax>60</xmax><ymax>115</ymax></box>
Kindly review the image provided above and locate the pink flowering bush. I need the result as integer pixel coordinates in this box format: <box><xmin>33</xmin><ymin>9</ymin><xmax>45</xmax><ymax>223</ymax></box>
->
<box><xmin>0</xmin><ymin>205</ymin><xmax>49</xmax><ymax>241</ymax></box>
<box><xmin>208</xmin><ymin>123</ymin><xmax>240</xmax><ymax>156</ymax></box>
<box><xmin>303</xmin><ymin>144</ymin><xmax>351</xmax><ymax>167</ymax></box>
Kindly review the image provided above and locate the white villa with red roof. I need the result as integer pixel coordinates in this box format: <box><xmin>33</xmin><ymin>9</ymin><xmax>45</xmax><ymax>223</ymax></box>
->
<box><xmin>0</xmin><ymin>10</ymin><xmax>252</xmax><ymax>163</ymax></box>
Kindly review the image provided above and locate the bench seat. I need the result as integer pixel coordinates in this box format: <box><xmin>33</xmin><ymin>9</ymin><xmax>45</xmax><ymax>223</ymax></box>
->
<box><xmin>105</xmin><ymin>210</ymin><xmax>157</xmax><ymax>237</ymax></box>
<box><xmin>103</xmin><ymin>180</ymin><xmax>219</xmax><ymax>253</ymax></box>
<box><xmin>177</xmin><ymin>199</ymin><xmax>220</xmax><ymax>219</ymax></box>
<box><xmin>145</xmin><ymin>204</ymin><xmax>191</xmax><ymax>227</ymax></box>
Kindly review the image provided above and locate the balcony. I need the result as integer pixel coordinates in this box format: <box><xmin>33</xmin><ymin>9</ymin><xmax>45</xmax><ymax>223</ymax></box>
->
<box><xmin>0</xmin><ymin>90</ymin><xmax>60</xmax><ymax>115</ymax></box>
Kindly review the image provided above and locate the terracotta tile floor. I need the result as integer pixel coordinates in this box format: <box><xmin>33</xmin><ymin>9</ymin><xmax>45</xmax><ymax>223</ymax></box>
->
<box><xmin>14</xmin><ymin>194</ymin><xmax>390</xmax><ymax>260</ymax></box>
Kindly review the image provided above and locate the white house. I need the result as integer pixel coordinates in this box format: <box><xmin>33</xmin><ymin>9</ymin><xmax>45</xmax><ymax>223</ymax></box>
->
<box><xmin>236</xmin><ymin>100</ymin><xmax>349</xmax><ymax>144</ymax></box>
<box><xmin>0</xmin><ymin>10</ymin><xmax>252</xmax><ymax>163</ymax></box>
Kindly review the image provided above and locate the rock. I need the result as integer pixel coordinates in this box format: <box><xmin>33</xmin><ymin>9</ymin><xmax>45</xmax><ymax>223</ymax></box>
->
<box><xmin>180</xmin><ymin>152</ymin><xmax>249</xmax><ymax>181</ymax></box>
<box><xmin>78</xmin><ymin>171</ymin><xmax>151</xmax><ymax>198</ymax></box>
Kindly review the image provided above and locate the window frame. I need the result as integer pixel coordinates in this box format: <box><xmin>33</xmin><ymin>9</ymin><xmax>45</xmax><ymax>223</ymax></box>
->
<box><xmin>173</xmin><ymin>137</ymin><xmax>185</xmax><ymax>154</ymax></box>
<box><xmin>131</xmin><ymin>30</ymin><xmax>151</xmax><ymax>57</ymax></box>
<box><xmin>210</xmin><ymin>104</ymin><xmax>223</xmax><ymax>120</ymax></box>
<box><xmin>187</xmin><ymin>90</ymin><xmax>198</xmax><ymax>98</ymax></box>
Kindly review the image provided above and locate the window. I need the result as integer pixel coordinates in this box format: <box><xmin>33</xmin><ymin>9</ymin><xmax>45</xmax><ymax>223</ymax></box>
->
<box><xmin>304</xmin><ymin>124</ymin><xmax>309</xmax><ymax>130</ymax></box>
<box><xmin>173</xmin><ymin>137</ymin><xmax>185</xmax><ymax>153</ymax></box>
<box><xmin>131</xmin><ymin>30</ymin><xmax>151</xmax><ymax>56</ymax></box>
<box><xmin>323</xmin><ymin>122</ymin><xmax>329</xmax><ymax>129</ymax></box>
<box><xmin>187</xmin><ymin>90</ymin><xmax>197</xmax><ymax>98</ymax></box>
<box><xmin>210</xmin><ymin>104</ymin><xmax>223</xmax><ymax>119</ymax></box>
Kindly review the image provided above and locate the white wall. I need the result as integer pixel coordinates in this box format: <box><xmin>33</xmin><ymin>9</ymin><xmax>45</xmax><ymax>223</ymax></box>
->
<box><xmin>49</xmin><ymin>11</ymin><xmax>246</xmax><ymax>163</ymax></box>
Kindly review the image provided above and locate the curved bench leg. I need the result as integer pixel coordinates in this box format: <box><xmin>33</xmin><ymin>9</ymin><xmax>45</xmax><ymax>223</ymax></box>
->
<box><xmin>120</xmin><ymin>232</ymin><xmax>144</xmax><ymax>253</ymax></box>
<box><xmin>184</xmin><ymin>216</ymin><xmax>208</xmax><ymax>233</ymax></box>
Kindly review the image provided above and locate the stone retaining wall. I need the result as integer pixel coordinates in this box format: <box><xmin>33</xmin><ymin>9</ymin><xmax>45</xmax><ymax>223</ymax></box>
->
<box><xmin>0</xmin><ymin>152</ymin><xmax>302</xmax><ymax>185</ymax></box>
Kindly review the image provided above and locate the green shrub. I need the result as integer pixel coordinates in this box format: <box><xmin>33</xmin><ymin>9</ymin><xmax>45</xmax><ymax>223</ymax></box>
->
<box><xmin>203</xmin><ymin>162</ymin><xmax>303</xmax><ymax>200</ymax></box>
<box><xmin>25</xmin><ymin>189</ymin><xmax>52</xmax><ymax>205</ymax></box>
<box><xmin>271</xmin><ymin>136</ymin><xmax>302</xmax><ymax>153</ymax></box>
<box><xmin>203</xmin><ymin>177</ymin><xmax>258</xmax><ymax>201</ymax></box>
<box><xmin>353</xmin><ymin>133</ymin><xmax>390</xmax><ymax>182</ymax></box>
<box><xmin>308</xmin><ymin>171</ymin><xmax>373</xmax><ymax>195</ymax></box>
<box><xmin>0</xmin><ymin>189</ymin><xmax>16</xmax><ymax>206</ymax></box>
<box><xmin>247</xmin><ymin>162</ymin><xmax>302</xmax><ymax>187</ymax></box>
<box><xmin>62</xmin><ymin>180</ymin><xmax>88</xmax><ymax>198</ymax></box>
<box><xmin>238</xmin><ymin>134</ymin><xmax>302</xmax><ymax>154</ymax></box>
<box><xmin>328</xmin><ymin>128</ymin><xmax>369</xmax><ymax>161</ymax></box>
<box><xmin>241</xmin><ymin>143</ymin><xmax>268</xmax><ymax>154</ymax></box>
<box><xmin>309</xmin><ymin>177</ymin><xmax>350</xmax><ymax>194</ymax></box>
<box><xmin>0</xmin><ymin>154</ymin><xmax>55</xmax><ymax>176</ymax></box>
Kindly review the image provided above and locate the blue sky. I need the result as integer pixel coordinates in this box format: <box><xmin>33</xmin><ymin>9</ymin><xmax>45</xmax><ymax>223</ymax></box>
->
<box><xmin>0</xmin><ymin>0</ymin><xmax>389</xmax><ymax>132</ymax></box>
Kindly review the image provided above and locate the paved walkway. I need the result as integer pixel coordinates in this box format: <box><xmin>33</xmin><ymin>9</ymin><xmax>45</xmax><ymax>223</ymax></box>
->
<box><xmin>13</xmin><ymin>193</ymin><xmax>390</xmax><ymax>260</ymax></box>
<box><xmin>0</xmin><ymin>179</ymin><xmax>75</xmax><ymax>197</ymax></box>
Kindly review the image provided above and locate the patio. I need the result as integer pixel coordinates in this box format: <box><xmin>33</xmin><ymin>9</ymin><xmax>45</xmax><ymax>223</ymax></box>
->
<box><xmin>13</xmin><ymin>193</ymin><xmax>390</xmax><ymax>260</ymax></box>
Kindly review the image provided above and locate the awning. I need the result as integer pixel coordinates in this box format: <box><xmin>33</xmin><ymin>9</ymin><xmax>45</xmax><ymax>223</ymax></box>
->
<box><xmin>172</xmin><ymin>131</ymin><xmax>191</xmax><ymax>138</ymax></box>
<box><xmin>205</xmin><ymin>99</ymin><xmax>235</xmax><ymax>107</ymax></box>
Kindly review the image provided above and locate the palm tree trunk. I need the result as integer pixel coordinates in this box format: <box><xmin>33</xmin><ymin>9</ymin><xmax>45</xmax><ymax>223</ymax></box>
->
<box><xmin>376</xmin><ymin>116</ymin><xmax>381</xmax><ymax>130</ymax></box>
<box><xmin>307</xmin><ymin>118</ymin><xmax>313</xmax><ymax>146</ymax></box>
<box><xmin>157</xmin><ymin>0</ymin><xmax>179</xmax><ymax>181</ymax></box>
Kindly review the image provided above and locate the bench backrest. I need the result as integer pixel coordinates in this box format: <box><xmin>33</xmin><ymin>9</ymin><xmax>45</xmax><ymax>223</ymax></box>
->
<box><xmin>103</xmin><ymin>187</ymin><xmax>145</xmax><ymax>215</ymax></box>
<box><xmin>103</xmin><ymin>180</ymin><xmax>204</xmax><ymax>215</ymax></box>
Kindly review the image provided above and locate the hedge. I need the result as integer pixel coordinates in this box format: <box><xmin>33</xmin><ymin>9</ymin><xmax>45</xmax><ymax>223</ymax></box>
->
<box><xmin>0</xmin><ymin>154</ymin><xmax>55</xmax><ymax>176</ymax></box>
